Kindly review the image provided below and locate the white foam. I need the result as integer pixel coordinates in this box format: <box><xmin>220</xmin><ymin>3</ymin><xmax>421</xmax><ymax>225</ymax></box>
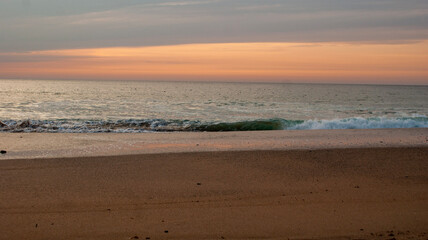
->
<box><xmin>289</xmin><ymin>117</ymin><xmax>428</xmax><ymax>130</ymax></box>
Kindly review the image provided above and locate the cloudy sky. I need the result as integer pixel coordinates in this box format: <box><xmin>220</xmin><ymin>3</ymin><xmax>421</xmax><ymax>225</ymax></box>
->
<box><xmin>1</xmin><ymin>0</ymin><xmax>427</xmax><ymax>84</ymax></box>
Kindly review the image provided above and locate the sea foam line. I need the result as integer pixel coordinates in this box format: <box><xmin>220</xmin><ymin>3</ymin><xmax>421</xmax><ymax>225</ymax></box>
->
<box><xmin>0</xmin><ymin>116</ymin><xmax>427</xmax><ymax>133</ymax></box>
<box><xmin>288</xmin><ymin>117</ymin><xmax>428</xmax><ymax>130</ymax></box>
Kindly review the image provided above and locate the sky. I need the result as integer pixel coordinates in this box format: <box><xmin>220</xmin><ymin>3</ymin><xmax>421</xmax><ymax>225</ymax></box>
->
<box><xmin>0</xmin><ymin>0</ymin><xmax>427</xmax><ymax>84</ymax></box>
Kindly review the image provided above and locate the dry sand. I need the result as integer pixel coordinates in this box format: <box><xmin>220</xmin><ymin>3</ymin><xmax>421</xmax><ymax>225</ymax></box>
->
<box><xmin>0</xmin><ymin>129</ymin><xmax>427</xmax><ymax>240</ymax></box>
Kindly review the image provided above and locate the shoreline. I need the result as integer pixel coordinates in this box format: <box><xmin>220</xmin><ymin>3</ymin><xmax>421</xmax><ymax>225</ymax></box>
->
<box><xmin>1</xmin><ymin>128</ymin><xmax>427</xmax><ymax>160</ymax></box>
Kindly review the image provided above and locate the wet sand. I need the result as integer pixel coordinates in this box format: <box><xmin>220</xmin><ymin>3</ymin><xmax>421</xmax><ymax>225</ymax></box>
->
<box><xmin>0</xmin><ymin>129</ymin><xmax>427</xmax><ymax>240</ymax></box>
<box><xmin>0</xmin><ymin>128</ymin><xmax>427</xmax><ymax>159</ymax></box>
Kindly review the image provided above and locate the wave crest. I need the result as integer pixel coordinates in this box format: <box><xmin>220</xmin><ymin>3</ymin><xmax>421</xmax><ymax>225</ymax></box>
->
<box><xmin>0</xmin><ymin>116</ymin><xmax>427</xmax><ymax>133</ymax></box>
<box><xmin>289</xmin><ymin>117</ymin><xmax>428</xmax><ymax>130</ymax></box>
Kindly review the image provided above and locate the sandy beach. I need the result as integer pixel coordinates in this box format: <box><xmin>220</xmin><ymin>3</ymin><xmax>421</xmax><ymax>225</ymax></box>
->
<box><xmin>0</xmin><ymin>129</ymin><xmax>427</xmax><ymax>240</ymax></box>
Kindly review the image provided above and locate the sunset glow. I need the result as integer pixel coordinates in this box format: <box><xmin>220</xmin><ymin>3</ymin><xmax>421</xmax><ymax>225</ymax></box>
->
<box><xmin>1</xmin><ymin>41</ymin><xmax>427</xmax><ymax>84</ymax></box>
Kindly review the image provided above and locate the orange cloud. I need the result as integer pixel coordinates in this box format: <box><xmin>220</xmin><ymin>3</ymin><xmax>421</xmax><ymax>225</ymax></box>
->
<box><xmin>1</xmin><ymin>42</ymin><xmax>427</xmax><ymax>84</ymax></box>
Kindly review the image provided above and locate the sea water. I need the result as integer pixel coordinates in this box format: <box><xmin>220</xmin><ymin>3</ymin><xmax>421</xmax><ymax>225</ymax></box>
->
<box><xmin>0</xmin><ymin>79</ymin><xmax>427</xmax><ymax>132</ymax></box>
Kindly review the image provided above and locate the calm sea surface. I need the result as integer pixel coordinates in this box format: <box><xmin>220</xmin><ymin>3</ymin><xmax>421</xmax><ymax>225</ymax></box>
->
<box><xmin>0</xmin><ymin>79</ymin><xmax>427</xmax><ymax>132</ymax></box>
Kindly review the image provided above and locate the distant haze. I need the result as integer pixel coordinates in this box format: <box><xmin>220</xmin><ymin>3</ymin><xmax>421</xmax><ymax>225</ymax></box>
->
<box><xmin>1</xmin><ymin>0</ymin><xmax>427</xmax><ymax>84</ymax></box>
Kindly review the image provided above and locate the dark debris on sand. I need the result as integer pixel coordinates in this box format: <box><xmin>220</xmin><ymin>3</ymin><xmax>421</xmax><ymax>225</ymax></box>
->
<box><xmin>0</xmin><ymin>121</ymin><xmax>7</xmax><ymax>127</ymax></box>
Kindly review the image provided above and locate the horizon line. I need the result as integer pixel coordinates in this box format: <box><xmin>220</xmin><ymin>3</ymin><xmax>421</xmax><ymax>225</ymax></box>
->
<box><xmin>2</xmin><ymin>78</ymin><xmax>427</xmax><ymax>87</ymax></box>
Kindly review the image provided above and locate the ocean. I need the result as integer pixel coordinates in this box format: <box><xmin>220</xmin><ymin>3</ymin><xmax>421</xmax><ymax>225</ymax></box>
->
<box><xmin>0</xmin><ymin>79</ymin><xmax>427</xmax><ymax>132</ymax></box>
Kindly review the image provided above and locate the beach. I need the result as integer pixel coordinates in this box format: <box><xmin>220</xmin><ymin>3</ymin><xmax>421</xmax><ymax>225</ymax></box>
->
<box><xmin>0</xmin><ymin>129</ymin><xmax>427</xmax><ymax>240</ymax></box>
<box><xmin>2</xmin><ymin>0</ymin><xmax>428</xmax><ymax>238</ymax></box>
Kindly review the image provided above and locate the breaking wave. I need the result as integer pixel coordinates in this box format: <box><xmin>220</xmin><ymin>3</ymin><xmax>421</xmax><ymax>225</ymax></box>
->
<box><xmin>0</xmin><ymin>116</ymin><xmax>427</xmax><ymax>133</ymax></box>
<box><xmin>288</xmin><ymin>116</ymin><xmax>428</xmax><ymax>130</ymax></box>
